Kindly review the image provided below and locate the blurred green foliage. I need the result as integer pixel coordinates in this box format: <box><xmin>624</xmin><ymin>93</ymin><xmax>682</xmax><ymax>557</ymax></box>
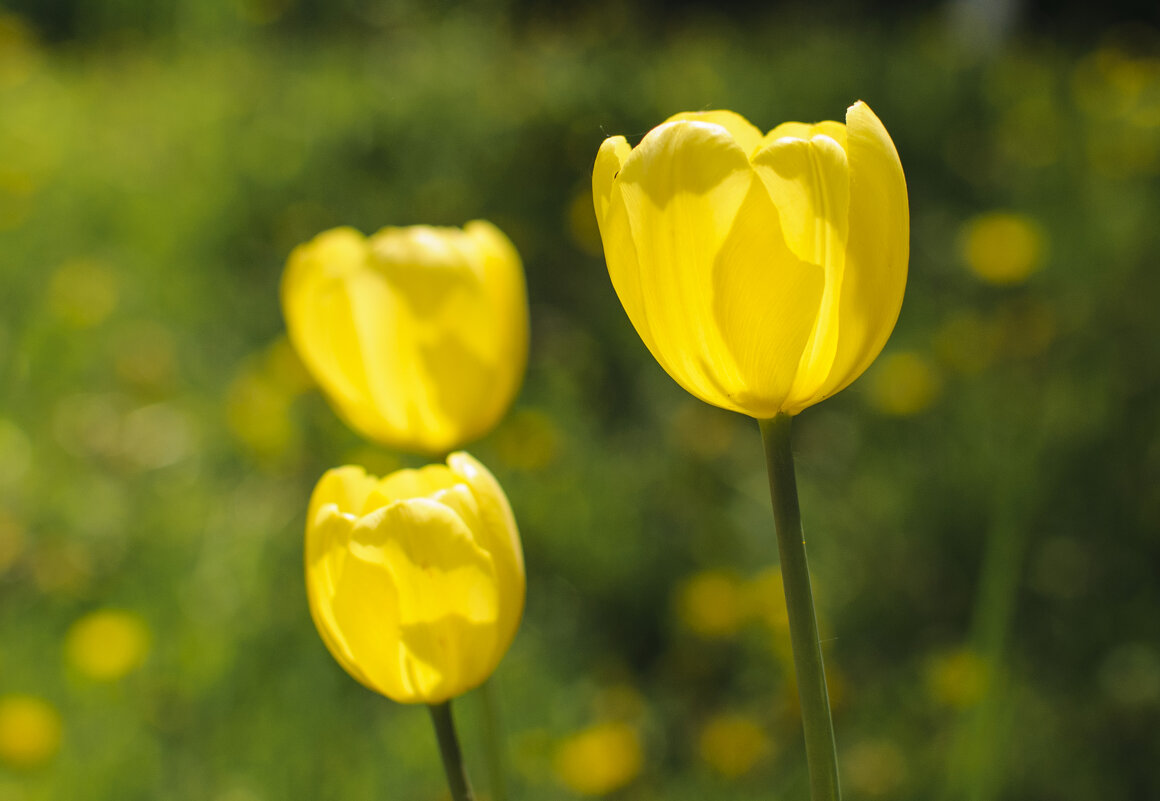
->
<box><xmin>1</xmin><ymin>1</ymin><xmax>1159</xmax><ymax>799</ymax></box>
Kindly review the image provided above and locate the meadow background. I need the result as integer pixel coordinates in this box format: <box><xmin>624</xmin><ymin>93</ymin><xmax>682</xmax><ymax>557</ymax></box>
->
<box><xmin>1</xmin><ymin>0</ymin><xmax>1159</xmax><ymax>798</ymax></box>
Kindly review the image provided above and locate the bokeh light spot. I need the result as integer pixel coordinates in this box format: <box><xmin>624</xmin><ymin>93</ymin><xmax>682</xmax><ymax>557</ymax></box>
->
<box><xmin>0</xmin><ymin>695</ymin><xmax>62</xmax><ymax>770</ymax></box>
<box><xmin>553</xmin><ymin>721</ymin><xmax>642</xmax><ymax>796</ymax></box>
<box><xmin>844</xmin><ymin>738</ymin><xmax>907</xmax><ymax>797</ymax></box>
<box><xmin>675</xmin><ymin>570</ymin><xmax>746</xmax><ymax>639</ymax></box>
<box><xmin>48</xmin><ymin>260</ymin><xmax>119</xmax><ymax>328</ymax></box>
<box><xmin>698</xmin><ymin>713</ymin><xmax>770</xmax><ymax>778</ymax></box>
<box><xmin>960</xmin><ymin>212</ymin><xmax>1045</xmax><ymax>285</ymax></box>
<box><xmin>925</xmin><ymin>648</ymin><xmax>989</xmax><ymax>710</ymax></box>
<box><xmin>65</xmin><ymin>609</ymin><xmax>151</xmax><ymax>681</ymax></box>
<box><xmin>865</xmin><ymin>351</ymin><xmax>942</xmax><ymax>417</ymax></box>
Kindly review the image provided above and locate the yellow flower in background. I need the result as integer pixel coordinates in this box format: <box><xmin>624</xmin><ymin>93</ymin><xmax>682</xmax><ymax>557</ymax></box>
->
<box><xmin>306</xmin><ymin>452</ymin><xmax>524</xmax><ymax>704</ymax></box>
<box><xmin>282</xmin><ymin>221</ymin><xmax>528</xmax><ymax>454</ymax></box>
<box><xmin>64</xmin><ymin>609</ymin><xmax>150</xmax><ymax>681</ymax></box>
<box><xmin>675</xmin><ymin>569</ymin><xmax>746</xmax><ymax>638</ymax></box>
<box><xmin>553</xmin><ymin>722</ymin><xmax>643</xmax><ymax>796</ymax></box>
<box><xmin>960</xmin><ymin>212</ymin><xmax>1045</xmax><ymax>285</ymax></box>
<box><xmin>865</xmin><ymin>350</ymin><xmax>941</xmax><ymax>417</ymax></box>
<box><xmin>925</xmin><ymin>648</ymin><xmax>989</xmax><ymax>710</ymax></box>
<box><xmin>593</xmin><ymin>102</ymin><xmax>908</xmax><ymax>418</ymax></box>
<box><xmin>698</xmin><ymin>713</ymin><xmax>771</xmax><ymax>778</ymax></box>
<box><xmin>0</xmin><ymin>695</ymin><xmax>62</xmax><ymax>770</ymax></box>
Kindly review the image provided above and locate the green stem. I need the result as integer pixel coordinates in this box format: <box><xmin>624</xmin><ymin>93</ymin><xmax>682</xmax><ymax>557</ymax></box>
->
<box><xmin>946</xmin><ymin>496</ymin><xmax>1027</xmax><ymax>801</ymax></box>
<box><xmin>759</xmin><ymin>414</ymin><xmax>841</xmax><ymax>801</ymax></box>
<box><xmin>478</xmin><ymin>679</ymin><xmax>509</xmax><ymax>801</ymax></box>
<box><xmin>428</xmin><ymin>701</ymin><xmax>475</xmax><ymax>801</ymax></box>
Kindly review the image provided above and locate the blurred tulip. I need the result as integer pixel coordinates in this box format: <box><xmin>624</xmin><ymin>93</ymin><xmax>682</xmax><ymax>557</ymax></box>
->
<box><xmin>593</xmin><ymin>102</ymin><xmax>908</xmax><ymax>417</ymax></box>
<box><xmin>282</xmin><ymin>221</ymin><xmax>528</xmax><ymax>454</ymax></box>
<box><xmin>305</xmin><ymin>452</ymin><xmax>524</xmax><ymax>704</ymax></box>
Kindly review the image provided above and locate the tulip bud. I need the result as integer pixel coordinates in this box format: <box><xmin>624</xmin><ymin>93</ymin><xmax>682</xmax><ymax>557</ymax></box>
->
<box><xmin>593</xmin><ymin>102</ymin><xmax>908</xmax><ymax>418</ymax></box>
<box><xmin>282</xmin><ymin>221</ymin><xmax>528</xmax><ymax>454</ymax></box>
<box><xmin>305</xmin><ymin>452</ymin><xmax>524</xmax><ymax>704</ymax></box>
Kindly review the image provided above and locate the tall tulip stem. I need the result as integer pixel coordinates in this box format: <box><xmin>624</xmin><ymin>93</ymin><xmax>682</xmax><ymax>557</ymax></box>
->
<box><xmin>759</xmin><ymin>414</ymin><xmax>841</xmax><ymax>801</ymax></box>
<box><xmin>428</xmin><ymin>701</ymin><xmax>476</xmax><ymax>801</ymax></box>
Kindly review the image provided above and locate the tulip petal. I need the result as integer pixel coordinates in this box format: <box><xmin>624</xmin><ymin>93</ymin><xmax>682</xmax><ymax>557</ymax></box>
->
<box><xmin>710</xmin><ymin>180</ymin><xmax>825</xmax><ymax>415</ymax></box>
<box><xmin>283</xmin><ymin>230</ymin><xmax>433</xmax><ymax>448</ymax></box>
<box><xmin>448</xmin><ymin>452</ymin><xmax>525</xmax><ymax>652</ymax></box>
<box><xmin>811</xmin><ymin>101</ymin><xmax>908</xmax><ymax>405</ymax></box>
<box><xmin>306</xmin><ymin>465</ymin><xmax>380</xmax><ymax>531</ymax></box>
<box><xmin>364</xmin><ymin>227</ymin><xmax>485</xmax><ymax>451</ymax></box>
<box><xmin>281</xmin><ymin>228</ymin><xmax>379</xmax><ymax>415</ymax></box>
<box><xmin>462</xmin><ymin>221</ymin><xmax>530</xmax><ymax>441</ymax></box>
<box><xmin>367</xmin><ymin>464</ymin><xmax>458</xmax><ymax>511</ymax></box>
<box><xmin>761</xmin><ymin>120</ymin><xmax>847</xmax><ymax>152</ymax></box>
<box><xmin>664</xmin><ymin>110</ymin><xmax>764</xmax><ymax>156</ymax></box>
<box><xmin>751</xmin><ymin>125</ymin><xmax>851</xmax><ymax>407</ymax></box>
<box><xmin>604</xmin><ymin>120</ymin><xmax>759</xmax><ymax>412</ymax></box>
<box><xmin>375</xmin><ymin>499</ymin><xmax>500</xmax><ymax>702</ymax></box>
<box><xmin>305</xmin><ymin>455</ymin><xmax>523</xmax><ymax>705</ymax></box>
<box><xmin>306</xmin><ymin>503</ymin><xmax>406</xmax><ymax>698</ymax></box>
<box><xmin>593</xmin><ymin>136</ymin><xmax>632</xmax><ymax>227</ymax></box>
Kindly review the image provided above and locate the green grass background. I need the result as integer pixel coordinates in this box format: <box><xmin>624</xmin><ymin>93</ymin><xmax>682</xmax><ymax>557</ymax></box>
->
<box><xmin>1</xmin><ymin>1</ymin><xmax>1158</xmax><ymax>798</ymax></box>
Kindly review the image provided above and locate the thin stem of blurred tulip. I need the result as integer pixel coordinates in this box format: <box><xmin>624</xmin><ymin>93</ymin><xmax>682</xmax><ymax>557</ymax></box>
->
<box><xmin>759</xmin><ymin>414</ymin><xmax>841</xmax><ymax>801</ymax></box>
<box><xmin>428</xmin><ymin>701</ymin><xmax>476</xmax><ymax>801</ymax></box>
<box><xmin>479</xmin><ymin>679</ymin><xmax>509</xmax><ymax>801</ymax></box>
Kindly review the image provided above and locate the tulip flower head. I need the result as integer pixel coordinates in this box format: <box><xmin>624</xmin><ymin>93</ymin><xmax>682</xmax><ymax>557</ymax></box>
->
<box><xmin>282</xmin><ymin>221</ymin><xmax>528</xmax><ymax>454</ymax></box>
<box><xmin>593</xmin><ymin>102</ymin><xmax>908</xmax><ymax>418</ymax></box>
<box><xmin>306</xmin><ymin>452</ymin><xmax>525</xmax><ymax>704</ymax></box>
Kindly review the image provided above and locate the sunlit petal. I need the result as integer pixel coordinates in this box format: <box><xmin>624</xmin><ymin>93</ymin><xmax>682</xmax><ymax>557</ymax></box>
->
<box><xmin>809</xmin><ymin>101</ymin><xmax>909</xmax><ymax>406</ymax></box>
<box><xmin>283</xmin><ymin>222</ymin><xmax>527</xmax><ymax>453</ymax></box>
<box><xmin>608</xmin><ymin>120</ymin><xmax>756</xmax><ymax>411</ymax></box>
<box><xmin>752</xmin><ymin>125</ymin><xmax>852</xmax><ymax>406</ymax></box>
<box><xmin>304</xmin><ymin>454</ymin><xmax>523</xmax><ymax>704</ymax></box>
<box><xmin>593</xmin><ymin>102</ymin><xmax>907</xmax><ymax>418</ymax></box>
<box><xmin>665</xmin><ymin>110</ymin><xmax>764</xmax><ymax>155</ymax></box>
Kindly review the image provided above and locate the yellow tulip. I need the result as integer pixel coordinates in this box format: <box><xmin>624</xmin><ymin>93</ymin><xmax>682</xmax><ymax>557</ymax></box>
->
<box><xmin>305</xmin><ymin>452</ymin><xmax>524</xmax><ymax>704</ymax></box>
<box><xmin>593</xmin><ymin>102</ymin><xmax>908</xmax><ymax>417</ymax></box>
<box><xmin>282</xmin><ymin>221</ymin><xmax>528</xmax><ymax>454</ymax></box>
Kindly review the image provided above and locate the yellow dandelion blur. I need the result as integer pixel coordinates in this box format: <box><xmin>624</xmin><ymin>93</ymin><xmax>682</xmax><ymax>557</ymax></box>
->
<box><xmin>675</xmin><ymin>570</ymin><xmax>746</xmax><ymax>639</ymax></box>
<box><xmin>698</xmin><ymin>713</ymin><xmax>770</xmax><ymax>778</ymax></box>
<box><xmin>960</xmin><ymin>212</ymin><xmax>1045</xmax><ymax>285</ymax></box>
<box><xmin>0</xmin><ymin>695</ymin><xmax>62</xmax><ymax>770</ymax></box>
<box><xmin>553</xmin><ymin>722</ymin><xmax>643</xmax><ymax>796</ymax></box>
<box><xmin>65</xmin><ymin>609</ymin><xmax>150</xmax><ymax>681</ymax></box>
<box><xmin>925</xmin><ymin>648</ymin><xmax>989</xmax><ymax>710</ymax></box>
<box><xmin>866</xmin><ymin>351</ymin><xmax>942</xmax><ymax>417</ymax></box>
